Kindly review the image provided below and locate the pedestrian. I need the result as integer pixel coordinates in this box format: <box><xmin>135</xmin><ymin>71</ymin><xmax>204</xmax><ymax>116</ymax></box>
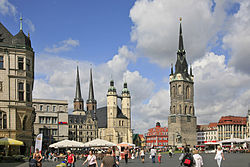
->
<box><xmin>158</xmin><ymin>152</ymin><xmax>162</xmax><ymax>164</ymax></box>
<box><xmin>169</xmin><ymin>148</ymin><xmax>173</xmax><ymax>157</ymax></box>
<box><xmin>150</xmin><ymin>146</ymin><xmax>157</xmax><ymax>163</ymax></box>
<box><xmin>180</xmin><ymin>147</ymin><xmax>194</xmax><ymax>167</ymax></box>
<box><xmin>33</xmin><ymin>148</ymin><xmax>42</xmax><ymax>167</ymax></box>
<box><xmin>214</xmin><ymin>146</ymin><xmax>225</xmax><ymax>167</ymax></box>
<box><xmin>100</xmin><ymin>149</ymin><xmax>116</xmax><ymax>167</ymax></box>
<box><xmin>140</xmin><ymin>149</ymin><xmax>145</xmax><ymax>163</ymax></box>
<box><xmin>115</xmin><ymin>147</ymin><xmax>120</xmax><ymax>165</ymax></box>
<box><xmin>193</xmin><ymin>150</ymin><xmax>203</xmax><ymax>167</ymax></box>
<box><xmin>66</xmin><ymin>150</ymin><xmax>74</xmax><ymax>167</ymax></box>
<box><xmin>82</xmin><ymin>150</ymin><xmax>98</xmax><ymax>167</ymax></box>
<box><xmin>124</xmin><ymin>147</ymin><xmax>129</xmax><ymax>164</ymax></box>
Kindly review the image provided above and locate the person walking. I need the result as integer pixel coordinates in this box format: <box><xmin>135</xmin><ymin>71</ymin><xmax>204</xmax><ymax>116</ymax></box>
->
<box><xmin>180</xmin><ymin>147</ymin><xmax>194</xmax><ymax>167</ymax></box>
<box><xmin>124</xmin><ymin>147</ymin><xmax>129</xmax><ymax>164</ymax></box>
<box><xmin>150</xmin><ymin>146</ymin><xmax>157</xmax><ymax>163</ymax></box>
<box><xmin>115</xmin><ymin>147</ymin><xmax>120</xmax><ymax>166</ymax></box>
<box><xmin>157</xmin><ymin>153</ymin><xmax>162</xmax><ymax>164</ymax></box>
<box><xmin>82</xmin><ymin>150</ymin><xmax>98</xmax><ymax>167</ymax></box>
<box><xmin>100</xmin><ymin>150</ymin><xmax>116</xmax><ymax>167</ymax></box>
<box><xmin>193</xmin><ymin>150</ymin><xmax>203</xmax><ymax>167</ymax></box>
<box><xmin>66</xmin><ymin>150</ymin><xmax>75</xmax><ymax>167</ymax></box>
<box><xmin>33</xmin><ymin>148</ymin><xmax>43</xmax><ymax>167</ymax></box>
<box><xmin>140</xmin><ymin>149</ymin><xmax>145</xmax><ymax>163</ymax></box>
<box><xmin>214</xmin><ymin>146</ymin><xmax>225</xmax><ymax>167</ymax></box>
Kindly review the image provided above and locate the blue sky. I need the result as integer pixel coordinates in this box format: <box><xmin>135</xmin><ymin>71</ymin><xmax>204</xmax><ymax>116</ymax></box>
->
<box><xmin>1</xmin><ymin>0</ymin><xmax>250</xmax><ymax>133</ymax></box>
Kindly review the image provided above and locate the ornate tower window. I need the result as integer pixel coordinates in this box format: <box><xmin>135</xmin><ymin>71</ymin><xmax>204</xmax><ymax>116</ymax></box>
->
<box><xmin>26</xmin><ymin>59</ymin><xmax>31</xmax><ymax>71</ymax></box>
<box><xmin>179</xmin><ymin>104</ymin><xmax>182</xmax><ymax>114</ymax></box>
<box><xmin>18</xmin><ymin>82</ymin><xmax>24</xmax><ymax>101</ymax></box>
<box><xmin>173</xmin><ymin>106</ymin><xmax>175</xmax><ymax>114</ymax></box>
<box><xmin>186</xmin><ymin>86</ymin><xmax>190</xmax><ymax>99</ymax></box>
<box><xmin>0</xmin><ymin>56</ymin><xmax>3</xmax><ymax>69</ymax></box>
<box><xmin>26</xmin><ymin>83</ymin><xmax>31</xmax><ymax>102</ymax></box>
<box><xmin>184</xmin><ymin>106</ymin><xmax>187</xmax><ymax>114</ymax></box>
<box><xmin>171</xmin><ymin>86</ymin><xmax>176</xmax><ymax>97</ymax></box>
<box><xmin>18</xmin><ymin>57</ymin><xmax>24</xmax><ymax>70</ymax></box>
<box><xmin>178</xmin><ymin>85</ymin><xmax>182</xmax><ymax>95</ymax></box>
<box><xmin>189</xmin><ymin>106</ymin><xmax>192</xmax><ymax>115</ymax></box>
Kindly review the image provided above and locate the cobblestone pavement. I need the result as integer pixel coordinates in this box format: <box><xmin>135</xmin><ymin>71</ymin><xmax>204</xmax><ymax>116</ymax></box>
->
<box><xmin>2</xmin><ymin>153</ymin><xmax>248</xmax><ymax>167</ymax></box>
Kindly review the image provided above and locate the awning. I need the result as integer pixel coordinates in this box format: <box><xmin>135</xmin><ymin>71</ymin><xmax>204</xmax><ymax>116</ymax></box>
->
<box><xmin>0</xmin><ymin>138</ymin><xmax>24</xmax><ymax>146</ymax></box>
<box><xmin>82</xmin><ymin>139</ymin><xmax>117</xmax><ymax>147</ymax></box>
<box><xmin>49</xmin><ymin>139</ymin><xmax>85</xmax><ymax>148</ymax></box>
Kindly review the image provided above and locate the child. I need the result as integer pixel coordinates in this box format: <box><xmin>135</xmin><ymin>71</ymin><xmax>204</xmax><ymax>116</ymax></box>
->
<box><xmin>158</xmin><ymin>153</ymin><xmax>162</xmax><ymax>164</ymax></box>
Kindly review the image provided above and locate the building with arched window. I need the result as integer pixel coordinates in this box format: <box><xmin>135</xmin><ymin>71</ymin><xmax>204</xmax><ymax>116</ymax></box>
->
<box><xmin>0</xmin><ymin>20</ymin><xmax>35</xmax><ymax>154</ymax></box>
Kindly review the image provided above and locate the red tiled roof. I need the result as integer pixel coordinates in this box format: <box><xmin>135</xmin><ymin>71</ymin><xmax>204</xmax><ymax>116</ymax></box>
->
<box><xmin>218</xmin><ymin>116</ymin><xmax>247</xmax><ymax>125</ymax></box>
<box><xmin>209</xmin><ymin>122</ymin><xmax>217</xmax><ymax>128</ymax></box>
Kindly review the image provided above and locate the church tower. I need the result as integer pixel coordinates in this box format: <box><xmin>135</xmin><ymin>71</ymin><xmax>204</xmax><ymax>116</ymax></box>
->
<box><xmin>73</xmin><ymin>66</ymin><xmax>85</xmax><ymax>115</ymax></box>
<box><xmin>121</xmin><ymin>82</ymin><xmax>133</xmax><ymax>143</ymax></box>
<box><xmin>121</xmin><ymin>82</ymin><xmax>131</xmax><ymax>129</ymax></box>
<box><xmin>168</xmin><ymin>19</ymin><xmax>197</xmax><ymax>147</ymax></box>
<box><xmin>107</xmin><ymin>80</ymin><xmax>117</xmax><ymax>128</ymax></box>
<box><xmin>86</xmin><ymin>68</ymin><xmax>97</xmax><ymax>111</ymax></box>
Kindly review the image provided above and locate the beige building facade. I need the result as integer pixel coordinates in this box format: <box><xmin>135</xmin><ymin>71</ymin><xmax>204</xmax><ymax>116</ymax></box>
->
<box><xmin>247</xmin><ymin>110</ymin><xmax>250</xmax><ymax>138</ymax></box>
<box><xmin>32</xmin><ymin>99</ymin><xmax>68</xmax><ymax>147</ymax></box>
<box><xmin>168</xmin><ymin>20</ymin><xmax>197</xmax><ymax>147</ymax></box>
<box><xmin>0</xmin><ymin>20</ymin><xmax>35</xmax><ymax>154</ymax></box>
<box><xmin>97</xmin><ymin>81</ymin><xmax>133</xmax><ymax>144</ymax></box>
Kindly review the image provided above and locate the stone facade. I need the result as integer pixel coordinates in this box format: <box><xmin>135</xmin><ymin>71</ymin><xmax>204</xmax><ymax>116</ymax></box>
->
<box><xmin>0</xmin><ymin>21</ymin><xmax>35</xmax><ymax>154</ymax></box>
<box><xmin>97</xmin><ymin>81</ymin><xmax>133</xmax><ymax>144</ymax></box>
<box><xmin>168</xmin><ymin>20</ymin><xmax>197</xmax><ymax>147</ymax></box>
<box><xmin>32</xmin><ymin>99</ymin><xmax>68</xmax><ymax>148</ymax></box>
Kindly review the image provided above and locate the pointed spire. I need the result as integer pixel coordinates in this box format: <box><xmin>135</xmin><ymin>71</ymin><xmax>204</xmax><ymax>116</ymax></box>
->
<box><xmin>190</xmin><ymin>65</ymin><xmax>193</xmax><ymax>76</ymax></box>
<box><xmin>74</xmin><ymin>66</ymin><xmax>83</xmax><ymax>101</ymax></box>
<box><xmin>20</xmin><ymin>14</ymin><xmax>23</xmax><ymax>31</ymax></box>
<box><xmin>178</xmin><ymin>17</ymin><xmax>184</xmax><ymax>51</ymax></box>
<box><xmin>88</xmin><ymin>68</ymin><xmax>95</xmax><ymax>100</ymax></box>
<box><xmin>171</xmin><ymin>63</ymin><xmax>173</xmax><ymax>75</ymax></box>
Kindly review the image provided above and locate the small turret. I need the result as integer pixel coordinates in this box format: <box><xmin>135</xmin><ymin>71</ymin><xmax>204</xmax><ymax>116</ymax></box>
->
<box><xmin>122</xmin><ymin>82</ymin><xmax>130</xmax><ymax>94</ymax></box>
<box><xmin>108</xmin><ymin>80</ymin><xmax>116</xmax><ymax>93</ymax></box>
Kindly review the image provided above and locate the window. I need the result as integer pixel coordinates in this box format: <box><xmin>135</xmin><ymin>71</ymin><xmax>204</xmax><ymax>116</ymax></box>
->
<box><xmin>46</xmin><ymin>106</ymin><xmax>49</xmax><ymax>111</ymax></box>
<box><xmin>39</xmin><ymin>117</ymin><xmax>45</xmax><ymax>124</ymax></box>
<box><xmin>186</xmin><ymin>86</ymin><xmax>190</xmax><ymax>99</ymax></box>
<box><xmin>26</xmin><ymin>59</ymin><xmax>30</xmax><ymax>71</ymax></box>
<box><xmin>187</xmin><ymin>116</ymin><xmax>191</xmax><ymax>122</ymax></box>
<box><xmin>18</xmin><ymin>57</ymin><xmax>24</xmax><ymax>70</ymax></box>
<box><xmin>26</xmin><ymin>83</ymin><xmax>31</xmax><ymax>102</ymax></box>
<box><xmin>53</xmin><ymin>106</ymin><xmax>56</xmax><ymax>112</ymax></box>
<box><xmin>52</xmin><ymin>129</ymin><xmax>57</xmax><ymax>136</ymax></box>
<box><xmin>0</xmin><ymin>56</ymin><xmax>3</xmax><ymax>69</ymax></box>
<box><xmin>171</xmin><ymin>116</ymin><xmax>176</xmax><ymax>123</ymax></box>
<box><xmin>0</xmin><ymin>81</ymin><xmax>2</xmax><ymax>92</ymax></box>
<box><xmin>178</xmin><ymin>85</ymin><xmax>182</xmax><ymax>95</ymax></box>
<box><xmin>52</xmin><ymin>117</ymin><xmax>57</xmax><ymax>124</ymax></box>
<box><xmin>0</xmin><ymin>112</ymin><xmax>7</xmax><ymax>129</ymax></box>
<box><xmin>40</xmin><ymin>105</ymin><xmax>43</xmax><ymax>111</ymax></box>
<box><xmin>18</xmin><ymin>83</ymin><xmax>24</xmax><ymax>101</ymax></box>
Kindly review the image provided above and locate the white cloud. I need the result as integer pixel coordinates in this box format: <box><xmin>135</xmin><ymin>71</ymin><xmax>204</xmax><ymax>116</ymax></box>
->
<box><xmin>0</xmin><ymin>0</ymin><xmax>16</xmax><ymax>16</ymax></box>
<box><xmin>193</xmin><ymin>52</ymin><xmax>250</xmax><ymax>124</ymax></box>
<box><xmin>223</xmin><ymin>0</ymin><xmax>250</xmax><ymax>74</ymax></box>
<box><xmin>45</xmin><ymin>38</ymin><xmax>80</xmax><ymax>53</ymax></box>
<box><xmin>24</xmin><ymin>18</ymin><xmax>35</xmax><ymax>32</ymax></box>
<box><xmin>129</xmin><ymin>0</ymin><xmax>226</xmax><ymax>67</ymax></box>
<box><xmin>34</xmin><ymin>45</ymin><xmax>154</xmax><ymax>120</ymax></box>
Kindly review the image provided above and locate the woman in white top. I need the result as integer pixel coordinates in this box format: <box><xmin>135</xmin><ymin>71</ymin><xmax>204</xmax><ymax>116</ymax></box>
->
<box><xmin>140</xmin><ymin>149</ymin><xmax>145</xmax><ymax>163</ymax></box>
<box><xmin>193</xmin><ymin>150</ymin><xmax>203</xmax><ymax>167</ymax></box>
<box><xmin>82</xmin><ymin>150</ymin><xmax>98</xmax><ymax>167</ymax></box>
<box><xmin>214</xmin><ymin>146</ymin><xmax>225</xmax><ymax>167</ymax></box>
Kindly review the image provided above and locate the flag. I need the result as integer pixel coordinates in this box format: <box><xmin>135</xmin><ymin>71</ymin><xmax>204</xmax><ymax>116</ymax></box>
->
<box><xmin>35</xmin><ymin>133</ymin><xmax>43</xmax><ymax>152</ymax></box>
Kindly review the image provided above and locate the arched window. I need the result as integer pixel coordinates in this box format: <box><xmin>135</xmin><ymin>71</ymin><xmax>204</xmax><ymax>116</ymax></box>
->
<box><xmin>172</xmin><ymin>86</ymin><xmax>176</xmax><ymax>97</ymax></box>
<box><xmin>179</xmin><ymin>105</ymin><xmax>182</xmax><ymax>114</ymax></box>
<box><xmin>189</xmin><ymin>106</ymin><xmax>192</xmax><ymax>115</ymax></box>
<box><xmin>184</xmin><ymin>106</ymin><xmax>187</xmax><ymax>115</ymax></box>
<box><xmin>23</xmin><ymin>116</ymin><xmax>27</xmax><ymax>130</ymax></box>
<box><xmin>186</xmin><ymin>86</ymin><xmax>190</xmax><ymax>99</ymax></box>
<box><xmin>178</xmin><ymin>85</ymin><xmax>182</xmax><ymax>95</ymax></box>
<box><xmin>119</xmin><ymin>120</ymin><xmax>121</xmax><ymax>126</ymax></box>
<box><xmin>172</xmin><ymin>106</ymin><xmax>175</xmax><ymax>114</ymax></box>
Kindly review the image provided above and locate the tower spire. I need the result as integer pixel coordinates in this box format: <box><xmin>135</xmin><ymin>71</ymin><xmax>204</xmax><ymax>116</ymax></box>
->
<box><xmin>74</xmin><ymin>66</ymin><xmax>83</xmax><ymax>101</ymax></box>
<box><xmin>178</xmin><ymin>17</ymin><xmax>184</xmax><ymax>51</ymax></box>
<box><xmin>88</xmin><ymin>68</ymin><xmax>94</xmax><ymax>100</ymax></box>
<box><xmin>20</xmin><ymin>14</ymin><xmax>23</xmax><ymax>31</ymax></box>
